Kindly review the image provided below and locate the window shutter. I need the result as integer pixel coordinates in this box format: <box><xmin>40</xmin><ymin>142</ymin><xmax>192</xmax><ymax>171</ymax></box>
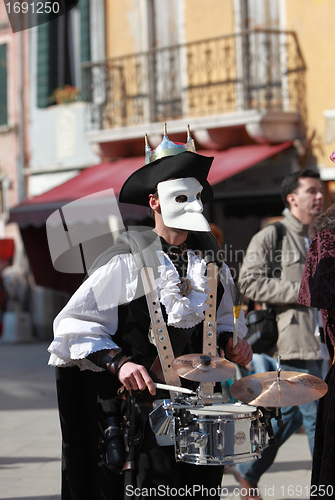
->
<box><xmin>37</xmin><ymin>4</ymin><xmax>90</xmax><ymax>108</ymax></box>
<box><xmin>0</xmin><ymin>44</ymin><xmax>8</xmax><ymax>126</ymax></box>
<box><xmin>37</xmin><ymin>15</ymin><xmax>58</xmax><ymax>107</ymax></box>
<box><xmin>80</xmin><ymin>0</ymin><xmax>90</xmax><ymax>101</ymax></box>
<box><xmin>80</xmin><ymin>0</ymin><xmax>90</xmax><ymax>63</ymax></box>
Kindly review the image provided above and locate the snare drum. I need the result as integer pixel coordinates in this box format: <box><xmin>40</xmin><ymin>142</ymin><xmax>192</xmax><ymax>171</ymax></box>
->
<box><xmin>175</xmin><ymin>403</ymin><xmax>267</xmax><ymax>466</ymax></box>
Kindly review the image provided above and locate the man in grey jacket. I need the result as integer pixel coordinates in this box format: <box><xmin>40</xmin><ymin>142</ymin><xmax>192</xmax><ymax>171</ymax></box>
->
<box><xmin>234</xmin><ymin>169</ymin><xmax>324</xmax><ymax>500</ymax></box>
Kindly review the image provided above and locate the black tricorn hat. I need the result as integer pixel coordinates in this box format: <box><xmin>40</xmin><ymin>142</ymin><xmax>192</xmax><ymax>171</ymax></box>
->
<box><xmin>119</xmin><ymin>151</ymin><xmax>214</xmax><ymax>207</ymax></box>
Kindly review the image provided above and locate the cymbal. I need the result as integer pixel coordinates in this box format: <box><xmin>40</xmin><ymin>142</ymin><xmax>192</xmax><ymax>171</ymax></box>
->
<box><xmin>171</xmin><ymin>354</ymin><xmax>236</xmax><ymax>382</ymax></box>
<box><xmin>230</xmin><ymin>371</ymin><xmax>328</xmax><ymax>407</ymax></box>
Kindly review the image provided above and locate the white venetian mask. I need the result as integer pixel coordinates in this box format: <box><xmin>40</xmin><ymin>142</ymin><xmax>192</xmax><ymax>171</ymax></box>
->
<box><xmin>157</xmin><ymin>177</ymin><xmax>211</xmax><ymax>232</ymax></box>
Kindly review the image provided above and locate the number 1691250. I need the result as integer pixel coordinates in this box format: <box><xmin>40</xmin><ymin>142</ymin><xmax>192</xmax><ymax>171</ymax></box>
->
<box><xmin>281</xmin><ymin>485</ymin><xmax>334</xmax><ymax>497</ymax></box>
<box><xmin>5</xmin><ymin>2</ymin><xmax>60</xmax><ymax>14</ymax></box>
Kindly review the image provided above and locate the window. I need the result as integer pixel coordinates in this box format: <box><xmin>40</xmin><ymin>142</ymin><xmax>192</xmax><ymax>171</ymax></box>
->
<box><xmin>0</xmin><ymin>44</ymin><xmax>7</xmax><ymax>126</ymax></box>
<box><xmin>147</xmin><ymin>0</ymin><xmax>182</xmax><ymax>120</ymax></box>
<box><xmin>36</xmin><ymin>0</ymin><xmax>90</xmax><ymax>108</ymax></box>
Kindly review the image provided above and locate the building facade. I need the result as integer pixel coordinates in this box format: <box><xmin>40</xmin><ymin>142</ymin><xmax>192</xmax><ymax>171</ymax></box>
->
<box><xmin>26</xmin><ymin>0</ymin><xmax>102</xmax><ymax>197</ymax></box>
<box><xmin>79</xmin><ymin>0</ymin><xmax>307</xmax><ymax>274</ymax></box>
<box><xmin>7</xmin><ymin>0</ymin><xmax>335</xmax><ymax>288</ymax></box>
<box><xmin>0</xmin><ymin>0</ymin><xmax>28</xmax><ymax>245</ymax></box>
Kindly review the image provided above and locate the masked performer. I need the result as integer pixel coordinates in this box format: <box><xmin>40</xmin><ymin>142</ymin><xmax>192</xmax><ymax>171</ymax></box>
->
<box><xmin>48</xmin><ymin>125</ymin><xmax>252</xmax><ymax>500</ymax></box>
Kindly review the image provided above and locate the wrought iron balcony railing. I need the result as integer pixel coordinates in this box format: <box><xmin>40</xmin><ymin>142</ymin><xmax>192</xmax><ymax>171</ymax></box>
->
<box><xmin>82</xmin><ymin>29</ymin><xmax>306</xmax><ymax>132</ymax></box>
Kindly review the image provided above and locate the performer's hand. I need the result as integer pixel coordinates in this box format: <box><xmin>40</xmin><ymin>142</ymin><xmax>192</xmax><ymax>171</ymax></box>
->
<box><xmin>223</xmin><ymin>337</ymin><xmax>253</xmax><ymax>366</ymax></box>
<box><xmin>118</xmin><ymin>361</ymin><xmax>156</xmax><ymax>396</ymax></box>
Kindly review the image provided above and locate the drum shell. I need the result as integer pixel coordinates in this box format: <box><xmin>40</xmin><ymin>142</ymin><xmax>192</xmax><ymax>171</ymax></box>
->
<box><xmin>175</xmin><ymin>404</ymin><xmax>267</xmax><ymax>466</ymax></box>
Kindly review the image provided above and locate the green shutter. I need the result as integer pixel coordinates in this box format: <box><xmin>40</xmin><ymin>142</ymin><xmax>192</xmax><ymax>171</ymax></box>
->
<box><xmin>37</xmin><ymin>16</ymin><xmax>51</xmax><ymax>108</ymax></box>
<box><xmin>37</xmin><ymin>15</ymin><xmax>58</xmax><ymax>108</ymax></box>
<box><xmin>80</xmin><ymin>0</ymin><xmax>91</xmax><ymax>63</ymax></box>
<box><xmin>48</xmin><ymin>15</ymin><xmax>59</xmax><ymax>93</ymax></box>
<box><xmin>0</xmin><ymin>44</ymin><xmax>7</xmax><ymax>126</ymax></box>
<box><xmin>80</xmin><ymin>0</ymin><xmax>91</xmax><ymax>101</ymax></box>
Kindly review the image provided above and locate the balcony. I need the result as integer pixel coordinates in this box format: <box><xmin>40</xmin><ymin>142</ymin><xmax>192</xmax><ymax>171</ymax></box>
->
<box><xmin>82</xmin><ymin>30</ymin><xmax>306</xmax><ymax>143</ymax></box>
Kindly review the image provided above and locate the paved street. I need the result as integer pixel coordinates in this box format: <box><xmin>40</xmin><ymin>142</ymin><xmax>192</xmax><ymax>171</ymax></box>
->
<box><xmin>0</xmin><ymin>341</ymin><xmax>313</xmax><ymax>500</ymax></box>
<box><xmin>0</xmin><ymin>341</ymin><xmax>61</xmax><ymax>500</ymax></box>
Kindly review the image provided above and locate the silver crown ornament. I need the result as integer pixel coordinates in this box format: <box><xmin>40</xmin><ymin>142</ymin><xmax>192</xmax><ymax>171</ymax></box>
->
<box><xmin>144</xmin><ymin>123</ymin><xmax>196</xmax><ymax>164</ymax></box>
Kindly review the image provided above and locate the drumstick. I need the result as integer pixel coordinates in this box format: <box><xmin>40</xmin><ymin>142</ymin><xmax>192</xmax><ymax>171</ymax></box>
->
<box><xmin>154</xmin><ymin>383</ymin><xmax>197</xmax><ymax>395</ymax></box>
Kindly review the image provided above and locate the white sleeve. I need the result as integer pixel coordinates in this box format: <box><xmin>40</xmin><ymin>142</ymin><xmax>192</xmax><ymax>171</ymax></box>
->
<box><xmin>216</xmin><ymin>263</ymin><xmax>247</xmax><ymax>338</ymax></box>
<box><xmin>48</xmin><ymin>253</ymin><xmax>138</xmax><ymax>370</ymax></box>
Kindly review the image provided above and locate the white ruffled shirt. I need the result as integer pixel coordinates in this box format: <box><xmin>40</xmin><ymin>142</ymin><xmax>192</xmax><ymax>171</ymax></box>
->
<box><xmin>48</xmin><ymin>249</ymin><xmax>247</xmax><ymax>371</ymax></box>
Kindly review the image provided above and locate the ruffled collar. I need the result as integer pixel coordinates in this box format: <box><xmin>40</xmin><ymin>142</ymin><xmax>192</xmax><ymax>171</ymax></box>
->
<box><xmin>155</xmin><ymin>249</ymin><xmax>209</xmax><ymax>328</ymax></box>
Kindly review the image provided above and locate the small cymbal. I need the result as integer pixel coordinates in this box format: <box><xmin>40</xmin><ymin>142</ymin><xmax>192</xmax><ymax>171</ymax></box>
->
<box><xmin>230</xmin><ymin>371</ymin><xmax>328</xmax><ymax>407</ymax></box>
<box><xmin>172</xmin><ymin>354</ymin><xmax>236</xmax><ymax>382</ymax></box>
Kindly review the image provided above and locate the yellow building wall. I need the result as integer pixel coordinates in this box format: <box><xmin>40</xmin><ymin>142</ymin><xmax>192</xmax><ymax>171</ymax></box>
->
<box><xmin>286</xmin><ymin>0</ymin><xmax>335</xmax><ymax>168</ymax></box>
<box><xmin>105</xmin><ymin>0</ymin><xmax>139</xmax><ymax>58</ymax></box>
<box><xmin>104</xmin><ymin>0</ymin><xmax>236</xmax><ymax>120</ymax></box>
<box><xmin>105</xmin><ymin>0</ymin><xmax>235</xmax><ymax>58</ymax></box>
<box><xmin>183</xmin><ymin>0</ymin><xmax>236</xmax><ymax>116</ymax></box>
<box><xmin>104</xmin><ymin>0</ymin><xmax>335</xmax><ymax>167</ymax></box>
<box><xmin>184</xmin><ymin>0</ymin><xmax>235</xmax><ymax>41</ymax></box>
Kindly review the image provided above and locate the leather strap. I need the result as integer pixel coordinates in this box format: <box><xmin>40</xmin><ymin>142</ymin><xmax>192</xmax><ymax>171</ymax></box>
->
<box><xmin>202</xmin><ymin>262</ymin><xmax>218</xmax><ymax>394</ymax></box>
<box><xmin>150</xmin><ymin>326</ymin><xmax>195</xmax><ymax>382</ymax></box>
<box><xmin>140</xmin><ymin>266</ymin><xmax>181</xmax><ymax>399</ymax></box>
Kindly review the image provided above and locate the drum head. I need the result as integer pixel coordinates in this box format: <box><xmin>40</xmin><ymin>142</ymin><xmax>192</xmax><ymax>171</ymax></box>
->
<box><xmin>189</xmin><ymin>403</ymin><xmax>257</xmax><ymax>418</ymax></box>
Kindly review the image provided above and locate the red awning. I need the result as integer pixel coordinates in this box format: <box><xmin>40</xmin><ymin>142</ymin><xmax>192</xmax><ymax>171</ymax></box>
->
<box><xmin>207</xmin><ymin>141</ymin><xmax>293</xmax><ymax>185</ymax></box>
<box><xmin>9</xmin><ymin>141</ymin><xmax>292</xmax><ymax>228</ymax></box>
